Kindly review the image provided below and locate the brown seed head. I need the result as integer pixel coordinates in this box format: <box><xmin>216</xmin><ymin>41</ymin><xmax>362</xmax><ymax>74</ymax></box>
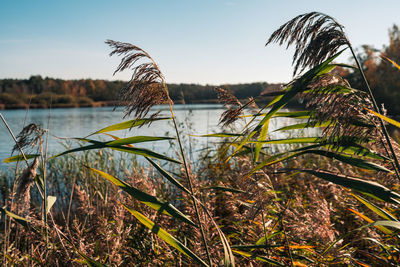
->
<box><xmin>266</xmin><ymin>12</ymin><xmax>349</xmax><ymax>76</ymax></box>
<box><xmin>106</xmin><ymin>40</ymin><xmax>168</xmax><ymax>120</ymax></box>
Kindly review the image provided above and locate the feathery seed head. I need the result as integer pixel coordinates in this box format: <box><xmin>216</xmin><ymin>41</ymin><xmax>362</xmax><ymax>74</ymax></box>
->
<box><xmin>106</xmin><ymin>40</ymin><xmax>168</xmax><ymax>120</ymax></box>
<box><xmin>266</xmin><ymin>12</ymin><xmax>349</xmax><ymax>76</ymax></box>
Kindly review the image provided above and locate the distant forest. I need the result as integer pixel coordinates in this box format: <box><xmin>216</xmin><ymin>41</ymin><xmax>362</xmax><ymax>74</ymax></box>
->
<box><xmin>0</xmin><ymin>77</ymin><xmax>282</xmax><ymax>109</ymax></box>
<box><xmin>1</xmin><ymin>26</ymin><xmax>400</xmax><ymax>114</ymax></box>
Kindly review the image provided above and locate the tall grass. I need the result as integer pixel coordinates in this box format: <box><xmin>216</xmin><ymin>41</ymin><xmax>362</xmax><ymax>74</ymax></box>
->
<box><xmin>1</xmin><ymin>11</ymin><xmax>400</xmax><ymax>266</ymax></box>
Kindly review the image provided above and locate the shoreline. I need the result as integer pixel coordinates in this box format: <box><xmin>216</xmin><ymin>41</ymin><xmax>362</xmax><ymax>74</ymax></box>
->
<box><xmin>0</xmin><ymin>99</ymin><xmax>225</xmax><ymax>110</ymax></box>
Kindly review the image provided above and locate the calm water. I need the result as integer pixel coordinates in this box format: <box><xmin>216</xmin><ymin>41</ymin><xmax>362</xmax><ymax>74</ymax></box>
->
<box><xmin>0</xmin><ymin>104</ymin><xmax>309</xmax><ymax>169</ymax></box>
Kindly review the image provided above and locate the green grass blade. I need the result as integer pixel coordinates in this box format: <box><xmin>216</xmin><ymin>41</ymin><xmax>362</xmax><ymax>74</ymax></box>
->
<box><xmin>247</xmin><ymin>137</ymin><xmax>321</xmax><ymax>145</ymax></box>
<box><xmin>3</xmin><ymin>154</ymin><xmax>40</xmax><ymax>163</ymax></box>
<box><xmin>88</xmin><ymin>167</ymin><xmax>196</xmax><ymax>227</ymax></box>
<box><xmin>274</xmin><ymin>121</ymin><xmax>332</xmax><ymax>132</ymax></box>
<box><xmin>303</xmin><ymin>149</ymin><xmax>391</xmax><ymax>172</ymax></box>
<box><xmin>122</xmin><ymin>205</ymin><xmax>208</xmax><ymax>266</ymax></box>
<box><xmin>322</xmin><ymin>144</ymin><xmax>389</xmax><ymax>161</ymax></box>
<box><xmin>273</xmin><ymin>111</ymin><xmax>311</xmax><ymax>119</ymax></box>
<box><xmin>52</xmin><ymin>144</ymin><xmax>103</xmax><ymax>158</ymax></box>
<box><xmin>145</xmin><ymin>157</ymin><xmax>191</xmax><ymax>195</ymax></box>
<box><xmin>250</xmin><ymin>146</ymin><xmax>390</xmax><ymax>173</ymax></box>
<box><xmin>254</xmin><ymin>118</ymin><xmax>269</xmax><ymax>162</ymax></box>
<box><xmin>108</xmin><ymin>146</ymin><xmax>181</xmax><ymax>164</ymax></box>
<box><xmin>266</xmin><ymin>93</ymin><xmax>284</xmax><ymax>107</ymax></box>
<box><xmin>296</xmin><ymin>169</ymin><xmax>400</xmax><ymax>204</ymax></box>
<box><xmin>194</xmin><ymin>133</ymin><xmax>243</xmax><ymax>138</ymax></box>
<box><xmin>218</xmin><ymin>226</ymin><xmax>235</xmax><ymax>267</ymax></box>
<box><xmin>106</xmin><ymin>136</ymin><xmax>174</xmax><ymax>146</ymax></box>
<box><xmin>280</xmin><ymin>118</ymin><xmax>369</xmax><ymax>133</ymax></box>
<box><xmin>205</xmin><ymin>186</ymin><xmax>247</xmax><ymax>194</ymax></box>
<box><xmin>74</xmin><ymin>251</ymin><xmax>107</xmax><ymax>267</ymax></box>
<box><xmin>323</xmin><ymin>220</ymin><xmax>400</xmax><ymax>256</ymax></box>
<box><xmin>88</xmin><ymin>117</ymin><xmax>171</xmax><ymax>136</ymax></box>
<box><xmin>351</xmin><ymin>193</ymin><xmax>398</xmax><ymax>221</ymax></box>
<box><xmin>53</xmin><ymin>141</ymin><xmax>181</xmax><ymax>164</ymax></box>
<box><xmin>347</xmin><ymin>208</ymin><xmax>393</xmax><ymax>235</ymax></box>
<box><xmin>226</xmin><ymin>51</ymin><xmax>344</xmax><ymax>162</ymax></box>
<box><xmin>232</xmin><ymin>249</ymin><xmax>284</xmax><ymax>266</ymax></box>
<box><xmin>240</xmin><ymin>110</ymin><xmax>310</xmax><ymax>119</ymax></box>
<box><xmin>0</xmin><ymin>207</ymin><xmax>38</xmax><ymax>233</ymax></box>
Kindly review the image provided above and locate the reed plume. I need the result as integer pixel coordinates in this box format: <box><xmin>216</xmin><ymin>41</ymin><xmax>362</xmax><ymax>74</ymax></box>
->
<box><xmin>12</xmin><ymin>123</ymin><xmax>45</xmax><ymax>153</ymax></box>
<box><xmin>215</xmin><ymin>87</ymin><xmax>255</xmax><ymax>127</ymax></box>
<box><xmin>106</xmin><ymin>40</ymin><xmax>168</xmax><ymax>119</ymax></box>
<box><xmin>302</xmin><ymin>73</ymin><xmax>377</xmax><ymax>144</ymax></box>
<box><xmin>266</xmin><ymin>12</ymin><xmax>349</xmax><ymax>76</ymax></box>
<box><xmin>13</xmin><ymin>157</ymin><xmax>39</xmax><ymax>212</ymax></box>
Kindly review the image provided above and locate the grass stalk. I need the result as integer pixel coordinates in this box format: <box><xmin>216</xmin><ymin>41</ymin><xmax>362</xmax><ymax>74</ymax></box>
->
<box><xmin>0</xmin><ymin>113</ymin><xmax>29</xmax><ymax>166</ymax></box>
<box><xmin>348</xmin><ymin>46</ymin><xmax>400</xmax><ymax>181</ymax></box>
<box><xmin>0</xmin><ymin>112</ymin><xmax>29</xmax><ymax>267</ymax></box>
<box><xmin>166</xmin><ymin>97</ymin><xmax>213</xmax><ymax>266</ymax></box>
<box><xmin>132</xmin><ymin>46</ymin><xmax>213</xmax><ymax>265</ymax></box>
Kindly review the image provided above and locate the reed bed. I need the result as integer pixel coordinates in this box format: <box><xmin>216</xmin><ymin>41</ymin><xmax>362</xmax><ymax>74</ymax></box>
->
<box><xmin>1</xmin><ymin>12</ymin><xmax>400</xmax><ymax>266</ymax></box>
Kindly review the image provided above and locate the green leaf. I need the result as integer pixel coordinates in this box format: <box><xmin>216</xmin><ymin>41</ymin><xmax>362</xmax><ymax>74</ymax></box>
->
<box><xmin>302</xmin><ymin>149</ymin><xmax>391</xmax><ymax>172</ymax></box>
<box><xmin>351</xmin><ymin>194</ymin><xmax>398</xmax><ymax>221</ymax></box>
<box><xmin>347</xmin><ymin>208</ymin><xmax>393</xmax><ymax>235</ymax></box>
<box><xmin>321</xmin><ymin>143</ymin><xmax>389</xmax><ymax>161</ymax></box>
<box><xmin>274</xmin><ymin>121</ymin><xmax>332</xmax><ymax>132</ymax></box>
<box><xmin>371</xmin><ymin>220</ymin><xmax>400</xmax><ymax>230</ymax></box>
<box><xmin>0</xmin><ymin>207</ymin><xmax>38</xmax><ymax>233</ymax></box>
<box><xmin>75</xmin><ymin>251</ymin><xmax>107</xmax><ymax>267</ymax></box>
<box><xmin>205</xmin><ymin>186</ymin><xmax>247</xmax><ymax>194</ymax></box>
<box><xmin>323</xmin><ymin>220</ymin><xmax>400</xmax><ymax>256</ymax></box>
<box><xmin>194</xmin><ymin>133</ymin><xmax>243</xmax><ymax>138</ymax></box>
<box><xmin>254</xmin><ymin>118</ymin><xmax>269</xmax><ymax>162</ymax></box>
<box><xmin>297</xmin><ymin>169</ymin><xmax>400</xmax><ymax>204</ymax></box>
<box><xmin>53</xmin><ymin>141</ymin><xmax>181</xmax><ymax>164</ymax></box>
<box><xmin>106</xmin><ymin>136</ymin><xmax>174</xmax><ymax>146</ymax></box>
<box><xmin>88</xmin><ymin>167</ymin><xmax>196</xmax><ymax>227</ymax></box>
<box><xmin>241</xmin><ymin>110</ymin><xmax>310</xmax><ymax>119</ymax></box>
<box><xmin>273</xmin><ymin>111</ymin><xmax>311</xmax><ymax>119</ymax></box>
<box><xmin>218</xmin><ymin>226</ymin><xmax>236</xmax><ymax>267</ymax></box>
<box><xmin>232</xmin><ymin>249</ymin><xmax>284</xmax><ymax>266</ymax></box>
<box><xmin>226</xmin><ymin>50</ymin><xmax>345</xmax><ymax>162</ymax></box>
<box><xmin>46</xmin><ymin>196</ymin><xmax>57</xmax><ymax>214</ymax></box>
<box><xmin>88</xmin><ymin>117</ymin><xmax>171</xmax><ymax>136</ymax></box>
<box><xmin>145</xmin><ymin>157</ymin><xmax>191</xmax><ymax>195</ymax></box>
<box><xmin>3</xmin><ymin>154</ymin><xmax>39</xmax><ymax>163</ymax></box>
<box><xmin>248</xmin><ymin>148</ymin><xmax>390</xmax><ymax>177</ymax></box>
<box><xmin>255</xmin><ymin>231</ymin><xmax>282</xmax><ymax>246</ymax></box>
<box><xmin>247</xmin><ymin>137</ymin><xmax>321</xmax><ymax>145</ymax></box>
<box><xmin>123</xmin><ymin>205</ymin><xmax>208</xmax><ymax>266</ymax></box>
<box><xmin>109</xmin><ymin>146</ymin><xmax>181</xmax><ymax>164</ymax></box>
<box><xmin>196</xmin><ymin>201</ymin><xmax>235</xmax><ymax>267</ymax></box>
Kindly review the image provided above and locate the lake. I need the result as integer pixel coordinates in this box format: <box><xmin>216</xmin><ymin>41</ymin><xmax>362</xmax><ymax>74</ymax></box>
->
<box><xmin>0</xmin><ymin>104</ymin><xmax>309</xmax><ymax>170</ymax></box>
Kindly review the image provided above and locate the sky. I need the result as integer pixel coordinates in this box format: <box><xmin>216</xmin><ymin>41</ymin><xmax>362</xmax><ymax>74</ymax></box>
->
<box><xmin>0</xmin><ymin>0</ymin><xmax>399</xmax><ymax>85</ymax></box>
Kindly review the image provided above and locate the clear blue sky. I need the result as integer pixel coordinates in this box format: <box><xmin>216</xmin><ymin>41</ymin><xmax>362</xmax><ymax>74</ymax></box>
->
<box><xmin>0</xmin><ymin>0</ymin><xmax>399</xmax><ymax>84</ymax></box>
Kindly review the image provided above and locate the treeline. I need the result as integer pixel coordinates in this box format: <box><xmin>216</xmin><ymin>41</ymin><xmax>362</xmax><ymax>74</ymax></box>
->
<box><xmin>2</xmin><ymin>25</ymin><xmax>400</xmax><ymax>112</ymax></box>
<box><xmin>0</xmin><ymin>76</ymin><xmax>281</xmax><ymax>109</ymax></box>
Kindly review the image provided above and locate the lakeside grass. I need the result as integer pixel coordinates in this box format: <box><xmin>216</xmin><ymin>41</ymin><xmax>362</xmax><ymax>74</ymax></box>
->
<box><xmin>2</xmin><ymin>12</ymin><xmax>400</xmax><ymax>266</ymax></box>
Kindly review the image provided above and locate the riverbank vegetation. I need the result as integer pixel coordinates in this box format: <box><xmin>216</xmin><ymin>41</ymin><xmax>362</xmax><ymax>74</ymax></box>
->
<box><xmin>2</xmin><ymin>12</ymin><xmax>400</xmax><ymax>266</ymax></box>
<box><xmin>0</xmin><ymin>77</ymin><xmax>279</xmax><ymax>109</ymax></box>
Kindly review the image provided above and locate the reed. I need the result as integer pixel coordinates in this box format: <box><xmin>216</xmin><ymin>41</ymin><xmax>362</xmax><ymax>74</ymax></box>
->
<box><xmin>1</xmin><ymin>12</ymin><xmax>400</xmax><ymax>266</ymax></box>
